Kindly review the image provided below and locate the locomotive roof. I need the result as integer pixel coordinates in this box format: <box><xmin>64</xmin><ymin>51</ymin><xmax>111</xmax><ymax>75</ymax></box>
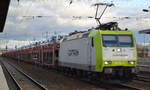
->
<box><xmin>63</xmin><ymin>31</ymin><xmax>89</xmax><ymax>41</ymax></box>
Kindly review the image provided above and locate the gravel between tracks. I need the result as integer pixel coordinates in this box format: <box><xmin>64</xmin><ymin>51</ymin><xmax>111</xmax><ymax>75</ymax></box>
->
<box><xmin>126</xmin><ymin>80</ymin><xmax>150</xmax><ymax>90</ymax></box>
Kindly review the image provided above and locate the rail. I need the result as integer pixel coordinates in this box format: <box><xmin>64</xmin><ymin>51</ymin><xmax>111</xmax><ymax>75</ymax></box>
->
<box><xmin>0</xmin><ymin>61</ymin><xmax>22</xmax><ymax>90</ymax></box>
<box><xmin>136</xmin><ymin>75</ymin><xmax>150</xmax><ymax>82</ymax></box>
<box><xmin>2</xmin><ymin>60</ymin><xmax>48</xmax><ymax>90</ymax></box>
<box><xmin>116</xmin><ymin>83</ymin><xmax>144</xmax><ymax>90</ymax></box>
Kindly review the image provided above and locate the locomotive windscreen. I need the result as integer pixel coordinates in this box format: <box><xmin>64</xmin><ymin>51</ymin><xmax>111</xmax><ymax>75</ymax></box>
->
<box><xmin>118</xmin><ymin>35</ymin><xmax>133</xmax><ymax>47</ymax></box>
<box><xmin>102</xmin><ymin>35</ymin><xmax>133</xmax><ymax>47</ymax></box>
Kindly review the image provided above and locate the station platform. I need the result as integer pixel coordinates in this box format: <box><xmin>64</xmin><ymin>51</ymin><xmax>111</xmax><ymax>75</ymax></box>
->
<box><xmin>0</xmin><ymin>65</ymin><xmax>9</xmax><ymax>90</ymax></box>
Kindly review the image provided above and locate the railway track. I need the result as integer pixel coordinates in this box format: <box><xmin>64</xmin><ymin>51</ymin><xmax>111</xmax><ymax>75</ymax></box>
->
<box><xmin>1</xmin><ymin>57</ymin><xmax>149</xmax><ymax>90</ymax></box>
<box><xmin>114</xmin><ymin>82</ymin><xmax>144</xmax><ymax>90</ymax></box>
<box><xmin>83</xmin><ymin>79</ymin><xmax>144</xmax><ymax>90</ymax></box>
<box><xmin>0</xmin><ymin>60</ymin><xmax>48</xmax><ymax>90</ymax></box>
<box><xmin>65</xmin><ymin>73</ymin><xmax>144</xmax><ymax>90</ymax></box>
<box><xmin>98</xmin><ymin>81</ymin><xmax>144</xmax><ymax>90</ymax></box>
<box><xmin>0</xmin><ymin>61</ymin><xmax>22</xmax><ymax>90</ymax></box>
<box><xmin>136</xmin><ymin>75</ymin><xmax>150</xmax><ymax>82</ymax></box>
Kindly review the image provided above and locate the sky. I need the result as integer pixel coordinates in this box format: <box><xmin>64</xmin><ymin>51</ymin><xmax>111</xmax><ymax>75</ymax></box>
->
<box><xmin>0</xmin><ymin>0</ymin><xmax>150</xmax><ymax>49</ymax></box>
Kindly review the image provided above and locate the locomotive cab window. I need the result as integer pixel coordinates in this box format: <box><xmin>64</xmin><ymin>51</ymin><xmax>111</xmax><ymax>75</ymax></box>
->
<box><xmin>118</xmin><ymin>35</ymin><xmax>133</xmax><ymax>47</ymax></box>
<box><xmin>102</xmin><ymin>35</ymin><xmax>133</xmax><ymax>47</ymax></box>
<box><xmin>102</xmin><ymin>35</ymin><xmax>117</xmax><ymax>47</ymax></box>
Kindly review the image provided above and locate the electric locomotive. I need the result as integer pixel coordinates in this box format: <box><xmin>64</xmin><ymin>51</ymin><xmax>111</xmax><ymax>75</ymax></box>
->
<box><xmin>59</xmin><ymin>22</ymin><xmax>137</xmax><ymax>79</ymax></box>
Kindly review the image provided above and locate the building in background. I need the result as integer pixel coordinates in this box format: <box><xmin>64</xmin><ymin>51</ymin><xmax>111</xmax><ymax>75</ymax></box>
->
<box><xmin>137</xmin><ymin>44</ymin><xmax>150</xmax><ymax>58</ymax></box>
<box><xmin>138</xmin><ymin>29</ymin><xmax>150</xmax><ymax>58</ymax></box>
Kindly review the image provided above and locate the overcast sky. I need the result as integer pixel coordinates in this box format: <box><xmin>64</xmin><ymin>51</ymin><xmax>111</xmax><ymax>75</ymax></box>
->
<box><xmin>0</xmin><ymin>0</ymin><xmax>150</xmax><ymax>49</ymax></box>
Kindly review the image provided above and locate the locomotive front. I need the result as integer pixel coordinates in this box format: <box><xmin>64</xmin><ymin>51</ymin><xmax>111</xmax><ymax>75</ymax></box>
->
<box><xmin>93</xmin><ymin>30</ymin><xmax>138</xmax><ymax>78</ymax></box>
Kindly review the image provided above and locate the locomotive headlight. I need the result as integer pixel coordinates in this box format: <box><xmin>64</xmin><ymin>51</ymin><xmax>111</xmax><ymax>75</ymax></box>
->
<box><xmin>104</xmin><ymin>61</ymin><xmax>112</xmax><ymax>65</ymax></box>
<box><xmin>104</xmin><ymin>61</ymin><xmax>109</xmax><ymax>65</ymax></box>
<box><xmin>128</xmin><ymin>61</ymin><xmax>135</xmax><ymax>64</ymax></box>
<box><xmin>130</xmin><ymin>61</ymin><xmax>134</xmax><ymax>64</ymax></box>
<box><xmin>117</xmin><ymin>48</ymin><xmax>121</xmax><ymax>52</ymax></box>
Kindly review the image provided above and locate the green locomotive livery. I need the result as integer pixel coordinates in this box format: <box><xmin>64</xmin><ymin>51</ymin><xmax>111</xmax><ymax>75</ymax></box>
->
<box><xmin>90</xmin><ymin>30</ymin><xmax>137</xmax><ymax>73</ymax></box>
